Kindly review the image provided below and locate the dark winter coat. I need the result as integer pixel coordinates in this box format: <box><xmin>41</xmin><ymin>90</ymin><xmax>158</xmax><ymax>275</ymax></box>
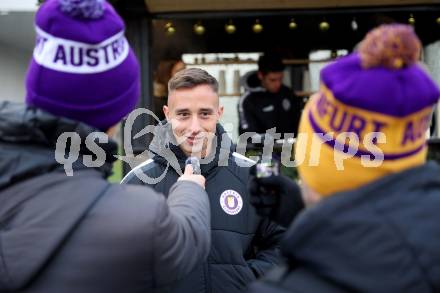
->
<box><xmin>123</xmin><ymin>123</ymin><xmax>285</xmax><ymax>293</ymax></box>
<box><xmin>0</xmin><ymin>102</ymin><xmax>211</xmax><ymax>293</ymax></box>
<box><xmin>248</xmin><ymin>163</ymin><xmax>440</xmax><ymax>293</ymax></box>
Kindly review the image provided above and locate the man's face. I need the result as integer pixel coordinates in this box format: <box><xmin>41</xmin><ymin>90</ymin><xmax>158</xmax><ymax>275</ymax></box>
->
<box><xmin>164</xmin><ymin>84</ymin><xmax>223</xmax><ymax>157</ymax></box>
<box><xmin>258</xmin><ymin>71</ymin><xmax>284</xmax><ymax>93</ymax></box>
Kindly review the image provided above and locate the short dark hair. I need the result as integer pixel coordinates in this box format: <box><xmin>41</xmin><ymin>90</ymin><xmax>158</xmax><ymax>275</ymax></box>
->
<box><xmin>258</xmin><ymin>53</ymin><xmax>285</xmax><ymax>75</ymax></box>
<box><xmin>168</xmin><ymin>68</ymin><xmax>218</xmax><ymax>93</ymax></box>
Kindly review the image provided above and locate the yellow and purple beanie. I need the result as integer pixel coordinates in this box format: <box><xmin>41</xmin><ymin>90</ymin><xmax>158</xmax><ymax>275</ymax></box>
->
<box><xmin>296</xmin><ymin>24</ymin><xmax>440</xmax><ymax>196</ymax></box>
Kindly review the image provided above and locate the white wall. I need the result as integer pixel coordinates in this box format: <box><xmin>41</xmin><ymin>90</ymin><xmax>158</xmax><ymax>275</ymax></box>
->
<box><xmin>0</xmin><ymin>42</ymin><xmax>32</xmax><ymax>103</ymax></box>
<box><xmin>0</xmin><ymin>0</ymin><xmax>38</xmax><ymax>12</ymax></box>
<box><xmin>424</xmin><ymin>41</ymin><xmax>440</xmax><ymax>137</ymax></box>
<box><xmin>0</xmin><ymin>10</ymin><xmax>35</xmax><ymax>103</ymax></box>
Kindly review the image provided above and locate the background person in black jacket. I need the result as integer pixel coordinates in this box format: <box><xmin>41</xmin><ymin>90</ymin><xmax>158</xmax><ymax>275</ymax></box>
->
<box><xmin>0</xmin><ymin>1</ymin><xmax>212</xmax><ymax>292</ymax></box>
<box><xmin>123</xmin><ymin>68</ymin><xmax>285</xmax><ymax>293</ymax></box>
<box><xmin>238</xmin><ymin>53</ymin><xmax>302</xmax><ymax>137</ymax></box>
<box><xmin>248</xmin><ymin>24</ymin><xmax>440</xmax><ymax>292</ymax></box>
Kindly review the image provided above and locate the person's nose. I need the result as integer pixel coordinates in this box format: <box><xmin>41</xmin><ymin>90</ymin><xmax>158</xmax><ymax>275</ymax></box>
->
<box><xmin>189</xmin><ymin>116</ymin><xmax>202</xmax><ymax>135</ymax></box>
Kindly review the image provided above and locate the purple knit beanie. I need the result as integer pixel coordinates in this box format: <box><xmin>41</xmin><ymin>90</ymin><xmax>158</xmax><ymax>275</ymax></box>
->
<box><xmin>25</xmin><ymin>0</ymin><xmax>140</xmax><ymax>131</ymax></box>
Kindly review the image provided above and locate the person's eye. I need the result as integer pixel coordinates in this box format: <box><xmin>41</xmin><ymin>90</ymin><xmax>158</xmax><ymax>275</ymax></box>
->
<box><xmin>178</xmin><ymin>112</ymin><xmax>190</xmax><ymax>118</ymax></box>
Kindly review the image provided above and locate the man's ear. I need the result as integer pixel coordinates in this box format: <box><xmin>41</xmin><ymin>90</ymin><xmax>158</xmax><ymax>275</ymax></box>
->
<box><xmin>218</xmin><ymin>105</ymin><xmax>224</xmax><ymax>119</ymax></box>
<box><xmin>257</xmin><ymin>71</ymin><xmax>264</xmax><ymax>81</ymax></box>
<box><xmin>163</xmin><ymin>105</ymin><xmax>170</xmax><ymax>121</ymax></box>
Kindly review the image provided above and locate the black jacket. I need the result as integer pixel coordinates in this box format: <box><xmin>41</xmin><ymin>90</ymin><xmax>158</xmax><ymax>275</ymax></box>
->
<box><xmin>123</xmin><ymin>123</ymin><xmax>285</xmax><ymax>293</ymax></box>
<box><xmin>248</xmin><ymin>163</ymin><xmax>440</xmax><ymax>293</ymax></box>
<box><xmin>238</xmin><ymin>71</ymin><xmax>302</xmax><ymax>136</ymax></box>
<box><xmin>0</xmin><ymin>102</ymin><xmax>211</xmax><ymax>293</ymax></box>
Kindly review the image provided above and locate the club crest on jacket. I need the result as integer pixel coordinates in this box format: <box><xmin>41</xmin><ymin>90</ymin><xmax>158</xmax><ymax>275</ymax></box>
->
<box><xmin>219</xmin><ymin>190</ymin><xmax>243</xmax><ymax>215</ymax></box>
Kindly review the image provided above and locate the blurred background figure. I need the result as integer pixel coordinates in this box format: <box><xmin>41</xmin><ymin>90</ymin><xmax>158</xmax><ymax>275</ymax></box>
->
<box><xmin>238</xmin><ymin>53</ymin><xmax>302</xmax><ymax>137</ymax></box>
<box><xmin>153</xmin><ymin>59</ymin><xmax>185</xmax><ymax>121</ymax></box>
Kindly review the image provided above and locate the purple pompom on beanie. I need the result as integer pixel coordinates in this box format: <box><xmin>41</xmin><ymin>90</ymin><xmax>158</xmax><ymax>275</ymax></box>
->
<box><xmin>25</xmin><ymin>0</ymin><xmax>140</xmax><ymax>131</ymax></box>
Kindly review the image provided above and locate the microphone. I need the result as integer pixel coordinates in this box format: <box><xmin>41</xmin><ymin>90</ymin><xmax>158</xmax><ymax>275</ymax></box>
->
<box><xmin>185</xmin><ymin>157</ymin><xmax>201</xmax><ymax>175</ymax></box>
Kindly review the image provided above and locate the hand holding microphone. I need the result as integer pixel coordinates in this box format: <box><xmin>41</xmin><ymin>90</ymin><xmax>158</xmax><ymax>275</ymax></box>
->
<box><xmin>178</xmin><ymin>157</ymin><xmax>205</xmax><ymax>188</ymax></box>
<box><xmin>185</xmin><ymin>157</ymin><xmax>201</xmax><ymax>175</ymax></box>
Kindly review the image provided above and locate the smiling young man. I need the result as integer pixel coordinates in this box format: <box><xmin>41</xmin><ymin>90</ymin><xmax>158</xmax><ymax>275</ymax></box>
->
<box><xmin>122</xmin><ymin>68</ymin><xmax>285</xmax><ymax>293</ymax></box>
<box><xmin>238</xmin><ymin>53</ymin><xmax>302</xmax><ymax>137</ymax></box>
<box><xmin>165</xmin><ymin>83</ymin><xmax>220</xmax><ymax>159</ymax></box>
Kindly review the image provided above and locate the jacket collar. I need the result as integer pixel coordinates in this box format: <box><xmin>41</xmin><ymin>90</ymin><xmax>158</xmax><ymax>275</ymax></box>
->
<box><xmin>148</xmin><ymin>121</ymin><xmax>235</xmax><ymax>176</ymax></box>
